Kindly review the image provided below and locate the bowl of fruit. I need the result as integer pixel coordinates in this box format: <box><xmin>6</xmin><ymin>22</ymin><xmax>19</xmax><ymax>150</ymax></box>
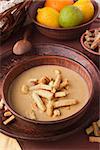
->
<box><xmin>29</xmin><ymin>0</ymin><xmax>99</xmax><ymax>40</ymax></box>
<box><xmin>80</xmin><ymin>28</ymin><xmax>100</xmax><ymax>67</ymax></box>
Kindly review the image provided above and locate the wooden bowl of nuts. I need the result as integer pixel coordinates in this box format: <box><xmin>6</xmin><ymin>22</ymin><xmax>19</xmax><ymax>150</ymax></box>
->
<box><xmin>2</xmin><ymin>55</ymin><xmax>94</xmax><ymax>136</ymax></box>
<box><xmin>80</xmin><ymin>28</ymin><xmax>100</xmax><ymax>67</ymax></box>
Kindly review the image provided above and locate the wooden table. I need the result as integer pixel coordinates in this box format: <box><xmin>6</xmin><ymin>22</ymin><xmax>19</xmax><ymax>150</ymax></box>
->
<box><xmin>0</xmin><ymin>21</ymin><xmax>99</xmax><ymax>150</ymax></box>
<box><xmin>19</xmin><ymin>131</ymin><xmax>99</xmax><ymax>150</ymax></box>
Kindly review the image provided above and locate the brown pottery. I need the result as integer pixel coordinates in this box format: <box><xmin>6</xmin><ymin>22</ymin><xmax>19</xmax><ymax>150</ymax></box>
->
<box><xmin>2</xmin><ymin>55</ymin><xmax>94</xmax><ymax>138</ymax></box>
<box><xmin>80</xmin><ymin>28</ymin><xmax>100</xmax><ymax>67</ymax></box>
<box><xmin>29</xmin><ymin>0</ymin><xmax>99</xmax><ymax>40</ymax></box>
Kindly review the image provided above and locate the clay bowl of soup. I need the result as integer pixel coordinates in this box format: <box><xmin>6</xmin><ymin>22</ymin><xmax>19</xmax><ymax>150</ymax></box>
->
<box><xmin>2</xmin><ymin>56</ymin><xmax>94</xmax><ymax>134</ymax></box>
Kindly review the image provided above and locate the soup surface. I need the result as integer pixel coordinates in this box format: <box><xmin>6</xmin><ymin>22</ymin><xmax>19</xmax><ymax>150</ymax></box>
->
<box><xmin>8</xmin><ymin>65</ymin><xmax>89</xmax><ymax>121</ymax></box>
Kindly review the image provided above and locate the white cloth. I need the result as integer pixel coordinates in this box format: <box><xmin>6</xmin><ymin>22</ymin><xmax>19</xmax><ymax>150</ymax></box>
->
<box><xmin>0</xmin><ymin>133</ymin><xmax>22</xmax><ymax>150</ymax></box>
<box><xmin>0</xmin><ymin>0</ymin><xmax>24</xmax><ymax>13</ymax></box>
<box><xmin>95</xmin><ymin>0</ymin><xmax>100</xmax><ymax>18</ymax></box>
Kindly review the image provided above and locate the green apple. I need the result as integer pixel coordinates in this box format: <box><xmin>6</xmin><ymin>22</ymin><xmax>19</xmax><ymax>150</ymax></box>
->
<box><xmin>59</xmin><ymin>5</ymin><xmax>83</xmax><ymax>28</ymax></box>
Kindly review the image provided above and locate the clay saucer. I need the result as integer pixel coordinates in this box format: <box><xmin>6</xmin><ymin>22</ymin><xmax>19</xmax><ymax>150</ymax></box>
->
<box><xmin>0</xmin><ymin>44</ymin><xmax>100</xmax><ymax>141</ymax></box>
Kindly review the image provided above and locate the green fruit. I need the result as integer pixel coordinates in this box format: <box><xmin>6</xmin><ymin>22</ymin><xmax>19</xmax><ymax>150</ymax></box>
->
<box><xmin>59</xmin><ymin>5</ymin><xmax>83</xmax><ymax>28</ymax></box>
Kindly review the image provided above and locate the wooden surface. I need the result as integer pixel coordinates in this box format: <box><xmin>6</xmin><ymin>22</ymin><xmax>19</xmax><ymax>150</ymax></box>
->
<box><xmin>0</xmin><ymin>21</ymin><xmax>100</xmax><ymax>150</ymax></box>
<box><xmin>0</xmin><ymin>20</ymin><xmax>100</xmax><ymax>58</ymax></box>
<box><xmin>19</xmin><ymin>131</ymin><xmax>99</xmax><ymax>150</ymax></box>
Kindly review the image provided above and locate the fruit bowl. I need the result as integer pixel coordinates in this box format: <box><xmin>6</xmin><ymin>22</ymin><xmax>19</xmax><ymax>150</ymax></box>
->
<box><xmin>29</xmin><ymin>0</ymin><xmax>99</xmax><ymax>40</ymax></box>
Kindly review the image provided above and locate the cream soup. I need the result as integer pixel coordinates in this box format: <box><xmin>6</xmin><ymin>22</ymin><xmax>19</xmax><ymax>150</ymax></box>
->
<box><xmin>8</xmin><ymin>65</ymin><xmax>89</xmax><ymax>121</ymax></box>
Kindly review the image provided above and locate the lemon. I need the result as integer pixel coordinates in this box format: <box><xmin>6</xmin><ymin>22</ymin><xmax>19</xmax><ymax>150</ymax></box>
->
<box><xmin>36</xmin><ymin>7</ymin><xmax>59</xmax><ymax>28</ymax></box>
<box><xmin>76</xmin><ymin>0</ymin><xmax>90</xmax><ymax>2</ymax></box>
<box><xmin>74</xmin><ymin>0</ymin><xmax>94</xmax><ymax>23</ymax></box>
<box><xmin>59</xmin><ymin>5</ymin><xmax>83</xmax><ymax>28</ymax></box>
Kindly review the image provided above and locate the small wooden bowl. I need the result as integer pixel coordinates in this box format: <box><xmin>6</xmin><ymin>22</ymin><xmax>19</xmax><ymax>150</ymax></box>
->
<box><xmin>2</xmin><ymin>55</ymin><xmax>94</xmax><ymax>135</ymax></box>
<box><xmin>80</xmin><ymin>28</ymin><xmax>100</xmax><ymax>67</ymax></box>
<box><xmin>29</xmin><ymin>0</ymin><xmax>99</xmax><ymax>40</ymax></box>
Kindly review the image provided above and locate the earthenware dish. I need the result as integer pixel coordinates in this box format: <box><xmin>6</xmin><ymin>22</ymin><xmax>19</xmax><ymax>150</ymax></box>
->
<box><xmin>80</xmin><ymin>28</ymin><xmax>100</xmax><ymax>66</ymax></box>
<box><xmin>2</xmin><ymin>55</ymin><xmax>94</xmax><ymax>135</ymax></box>
<box><xmin>29</xmin><ymin>0</ymin><xmax>99</xmax><ymax>40</ymax></box>
<box><xmin>1</xmin><ymin>44</ymin><xmax>100</xmax><ymax>141</ymax></box>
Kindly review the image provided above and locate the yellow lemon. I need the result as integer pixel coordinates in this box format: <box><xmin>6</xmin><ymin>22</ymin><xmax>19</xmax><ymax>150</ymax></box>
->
<box><xmin>74</xmin><ymin>0</ymin><xmax>94</xmax><ymax>23</ymax></box>
<box><xmin>36</xmin><ymin>7</ymin><xmax>59</xmax><ymax>28</ymax></box>
<box><xmin>76</xmin><ymin>0</ymin><xmax>91</xmax><ymax>2</ymax></box>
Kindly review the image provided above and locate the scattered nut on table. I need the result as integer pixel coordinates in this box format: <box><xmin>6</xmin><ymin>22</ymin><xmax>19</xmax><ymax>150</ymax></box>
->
<box><xmin>0</xmin><ymin>98</ymin><xmax>4</xmax><ymax>110</ymax></box>
<box><xmin>0</xmin><ymin>98</ymin><xmax>15</xmax><ymax>125</ymax></box>
<box><xmin>4</xmin><ymin>111</ymin><xmax>12</xmax><ymax>117</ymax></box>
<box><xmin>85</xmin><ymin>119</ymin><xmax>100</xmax><ymax>143</ymax></box>
<box><xmin>3</xmin><ymin>115</ymin><xmax>15</xmax><ymax>125</ymax></box>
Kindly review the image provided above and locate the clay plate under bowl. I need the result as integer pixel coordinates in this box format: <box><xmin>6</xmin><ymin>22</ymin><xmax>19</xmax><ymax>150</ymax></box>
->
<box><xmin>2</xmin><ymin>55</ymin><xmax>94</xmax><ymax>136</ymax></box>
<box><xmin>29</xmin><ymin>0</ymin><xmax>99</xmax><ymax>40</ymax></box>
<box><xmin>80</xmin><ymin>28</ymin><xmax>100</xmax><ymax>67</ymax></box>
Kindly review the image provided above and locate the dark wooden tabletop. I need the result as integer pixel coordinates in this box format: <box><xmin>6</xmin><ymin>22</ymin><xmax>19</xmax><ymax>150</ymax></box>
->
<box><xmin>19</xmin><ymin>130</ymin><xmax>99</xmax><ymax>150</ymax></box>
<box><xmin>0</xmin><ymin>21</ymin><xmax>99</xmax><ymax>150</ymax></box>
